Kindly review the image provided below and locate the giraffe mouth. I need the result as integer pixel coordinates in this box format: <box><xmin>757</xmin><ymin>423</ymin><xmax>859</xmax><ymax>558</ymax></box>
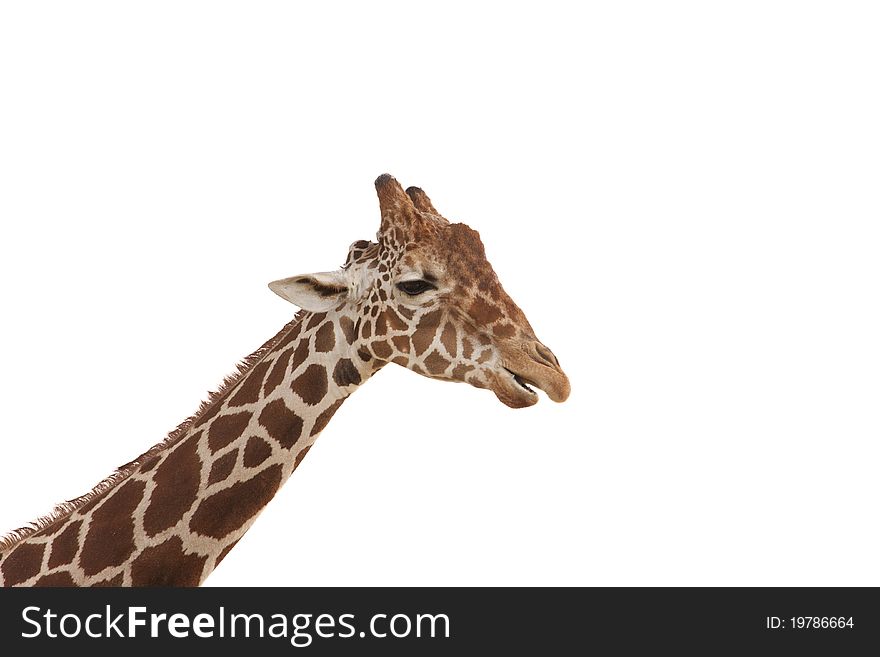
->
<box><xmin>501</xmin><ymin>367</ymin><xmax>540</xmax><ymax>406</ymax></box>
<box><xmin>507</xmin><ymin>368</ymin><xmax>538</xmax><ymax>395</ymax></box>
<box><xmin>495</xmin><ymin>353</ymin><xmax>569</xmax><ymax>408</ymax></box>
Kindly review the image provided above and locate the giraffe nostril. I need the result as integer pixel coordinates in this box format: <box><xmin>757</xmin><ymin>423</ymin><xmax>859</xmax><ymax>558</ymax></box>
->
<box><xmin>534</xmin><ymin>342</ymin><xmax>559</xmax><ymax>368</ymax></box>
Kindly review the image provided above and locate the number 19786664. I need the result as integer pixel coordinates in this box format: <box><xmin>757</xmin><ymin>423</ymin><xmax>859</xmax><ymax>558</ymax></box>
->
<box><xmin>766</xmin><ymin>616</ymin><xmax>854</xmax><ymax>630</ymax></box>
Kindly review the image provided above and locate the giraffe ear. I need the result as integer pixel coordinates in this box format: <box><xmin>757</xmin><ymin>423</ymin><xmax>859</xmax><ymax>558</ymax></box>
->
<box><xmin>268</xmin><ymin>270</ymin><xmax>349</xmax><ymax>311</ymax></box>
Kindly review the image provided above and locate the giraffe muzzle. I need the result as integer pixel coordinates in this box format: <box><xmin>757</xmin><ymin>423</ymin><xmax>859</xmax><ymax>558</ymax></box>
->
<box><xmin>494</xmin><ymin>340</ymin><xmax>571</xmax><ymax>408</ymax></box>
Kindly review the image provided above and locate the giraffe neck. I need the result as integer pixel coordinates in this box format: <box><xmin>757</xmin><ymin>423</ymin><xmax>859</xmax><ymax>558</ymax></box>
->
<box><xmin>0</xmin><ymin>309</ymin><xmax>378</xmax><ymax>586</ymax></box>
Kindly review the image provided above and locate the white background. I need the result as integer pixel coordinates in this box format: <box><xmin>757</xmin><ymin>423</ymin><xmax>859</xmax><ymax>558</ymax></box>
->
<box><xmin>1</xmin><ymin>2</ymin><xmax>878</xmax><ymax>586</ymax></box>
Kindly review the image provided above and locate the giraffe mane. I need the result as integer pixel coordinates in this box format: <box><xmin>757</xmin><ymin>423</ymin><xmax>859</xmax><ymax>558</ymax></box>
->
<box><xmin>0</xmin><ymin>311</ymin><xmax>308</xmax><ymax>553</ymax></box>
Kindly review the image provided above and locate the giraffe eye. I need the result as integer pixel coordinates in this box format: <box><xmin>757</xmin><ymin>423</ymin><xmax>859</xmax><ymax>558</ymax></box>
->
<box><xmin>396</xmin><ymin>280</ymin><xmax>436</xmax><ymax>296</ymax></box>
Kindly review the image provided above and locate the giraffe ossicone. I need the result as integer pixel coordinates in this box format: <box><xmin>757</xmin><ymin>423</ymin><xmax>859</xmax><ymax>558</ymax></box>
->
<box><xmin>0</xmin><ymin>174</ymin><xmax>570</xmax><ymax>586</ymax></box>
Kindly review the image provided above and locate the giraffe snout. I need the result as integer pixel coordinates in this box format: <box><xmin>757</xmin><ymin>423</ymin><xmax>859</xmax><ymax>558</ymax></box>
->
<box><xmin>525</xmin><ymin>340</ymin><xmax>570</xmax><ymax>402</ymax></box>
<box><xmin>533</xmin><ymin>342</ymin><xmax>560</xmax><ymax>368</ymax></box>
<box><xmin>495</xmin><ymin>339</ymin><xmax>570</xmax><ymax>405</ymax></box>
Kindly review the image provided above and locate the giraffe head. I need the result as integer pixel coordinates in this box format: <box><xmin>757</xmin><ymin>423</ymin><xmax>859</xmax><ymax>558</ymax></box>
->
<box><xmin>269</xmin><ymin>174</ymin><xmax>570</xmax><ymax>408</ymax></box>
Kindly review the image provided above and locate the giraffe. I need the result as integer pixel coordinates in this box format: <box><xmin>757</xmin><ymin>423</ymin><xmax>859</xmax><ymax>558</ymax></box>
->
<box><xmin>0</xmin><ymin>174</ymin><xmax>570</xmax><ymax>586</ymax></box>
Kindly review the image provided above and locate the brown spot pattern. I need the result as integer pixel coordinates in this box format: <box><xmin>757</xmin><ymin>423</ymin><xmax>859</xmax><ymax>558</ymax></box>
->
<box><xmin>130</xmin><ymin>536</ymin><xmax>207</xmax><ymax>586</ymax></box>
<box><xmin>48</xmin><ymin>520</ymin><xmax>82</xmax><ymax>569</ymax></box>
<box><xmin>264</xmin><ymin>347</ymin><xmax>292</xmax><ymax>396</ymax></box>
<box><xmin>411</xmin><ymin>328</ymin><xmax>433</xmax><ymax>356</ymax></box>
<box><xmin>35</xmin><ymin>571</ymin><xmax>76</xmax><ymax>587</ymax></box>
<box><xmin>290</xmin><ymin>340</ymin><xmax>311</xmax><ymax>373</ymax></box>
<box><xmin>469</xmin><ymin>297</ymin><xmax>502</xmax><ymax>324</ymax></box>
<box><xmin>208</xmin><ymin>412</ymin><xmax>251</xmax><ymax>453</ymax></box>
<box><xmin>80</xmin><ymin>479</ymin><xmax>145</xmax><ymax>576</ymax></box>
<box><xmin>208</xmin><ymin>449</ymin><xmax>238</xmax><ymax>485</ymax></box>
<box><xmin>144</xmin><ymin>433</ymin><xmax>202</xmax><ymax>536</ymax></box>
<box><xmin>372</xmin><ymin>340</ymin><xmax>393</xmax><ymax>359</ymax></box>
<box><xmin>386</xmin><ymin>309</ymin><xmax>408</xmax><ymax>331</ymax></box>
<box><xmin>193</xmin><ymin>397</ymin><xmax>224</xmax><ymax>429</ymax></box>
<box><xmin>291</xmin><ymin>364</ymin><xmax>328</xmax><ymax>405</ymax></box>
<box><xmin>311</xmin><ymin>399</ymin><xmax>345</xmax><ymax>437</ymax></box>
<box><xmin>276</xmin><ymin>319</ymin><xmax>302</xmax><ymax>348</ymax></box>
<box><xmin>424</xmin><ymin>350</ymin><xmax>451</xmax><ymax>375</ymax></box>
<box><xmin>1</xmin><ymin>542</ymin><xmax>45</xmax><ymax>585</ymax></box>
<box><xmin>92</xmin><ymin>572</ymin><xmax>124</xmax><ymax>586</ymax></box>
<box><xmin>412</xmin><ymin>309</ymin><xmax>442</xmax><ymax>355</ymax></box>
<box><xmin>294</xmin><ymin>445</ymin><xmax>312</xmax><ymax>469</ymax></box>
<box><xmin>258</xmin><ymin>399</ymin><xmax>304</xmax><ymax>449</ymax></box>
<box><xmin>314</xmin><ymin>322</ymin><xmax>335</xmax><ymax>352</ymax></box>
<box><xmin>493</xmin><ymin>322</ymin><xmax>516</xmax><ymax>338</ymax></box>
<box><xmin>391</xmin><ymin>335</ymin><xmax>410</xmax><ymax>353</ymax></box>
<box><xmin>375</xmin><ymin>312</ymin><xmax>387</xmax><ymax>336</ymax></box>
<box><xmin>190</xmin><ymin>465</ymin><xmax>283</xmax><ymax>539</ymax></box>
<box><xmin>306</xmin><ymin>312</ymin><xmax>327</xmax><ymax>331</ymax></box>
<box><xmin>339</xmin><ymin>316</ymin><xmax>356</xmax><ymax>343</ymax></box>
<box><xmin>32</xmin><ymin>518</ymin><xmax>69</xmax><ymax>539</ymax></box>
<box><xmin>229</xmin><ymin>361</ymin><xmax>271</xmax><ymax>407</ymax></box>
<box><xmin>139</xmin><ymin>453</ymin><xmax>161</xmax><ymax>473</ymax></box>
<box><xmin>332</xmin><ymin>359</ymin><xmax>362</xmax><ymax>387</ymax></box>
<box><xmin>244</xmin><ymin>436</ymin><xmax>272</xmax><ymax>467</ymax></box>
<box><xmin>441</xmin><ymin>323</ymin><xmax>457</xmax><ymax>356</ymax></box>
